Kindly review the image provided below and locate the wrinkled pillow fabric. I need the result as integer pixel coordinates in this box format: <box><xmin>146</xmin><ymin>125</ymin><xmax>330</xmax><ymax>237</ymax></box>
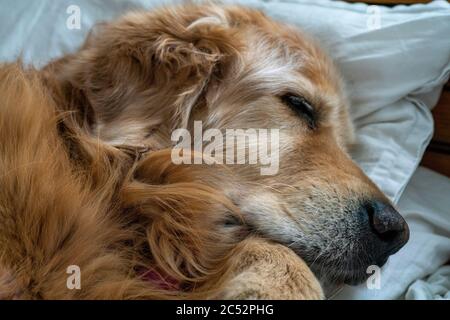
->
<box><xmin>406</xmin><ymin>265</ymin><xmax>450</xmax><ymax>300</ymax></box>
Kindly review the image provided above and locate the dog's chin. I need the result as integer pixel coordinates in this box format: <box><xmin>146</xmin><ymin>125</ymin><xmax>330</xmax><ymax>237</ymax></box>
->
<box><xmin>312</xmin><ymin>265</ymin><xmax>368</xmax><ymax>288</ymax></box>
<box><xmin>305</xmin><ymin>253</ymin><xmax>390</xmax><ymax>289</ymax></box>
<box><xmin>312</xmin><ymin>265</ymin><xmax>370</xmax><ymax>299</ymax></box>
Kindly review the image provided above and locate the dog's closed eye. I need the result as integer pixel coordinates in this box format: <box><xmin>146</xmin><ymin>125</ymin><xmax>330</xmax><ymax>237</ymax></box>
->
<box><xmin>281</xmin><ymin>94</ymin><xmax>316</xmax><ymax>129</ymax></box>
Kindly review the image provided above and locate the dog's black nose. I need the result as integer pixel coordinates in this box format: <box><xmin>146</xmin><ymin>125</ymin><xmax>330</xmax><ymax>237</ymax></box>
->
<box><xmin>365</xmin><ymin>201</ymin><xmax>409</xmax><ymax>264</ymax></box>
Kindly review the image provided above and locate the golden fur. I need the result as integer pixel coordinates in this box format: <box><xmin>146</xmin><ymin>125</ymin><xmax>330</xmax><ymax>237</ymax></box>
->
<box><xmin>0</xmin><ymin>4</ymin><xmax>405</xmax><ymax>299</ymax></box>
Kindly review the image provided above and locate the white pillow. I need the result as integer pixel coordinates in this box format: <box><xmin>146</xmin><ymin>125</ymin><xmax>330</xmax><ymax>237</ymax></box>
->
<box><xmin>1</xmin><ymin>0</ymin><xmax>449</xmax><ymax>203</ymax></box>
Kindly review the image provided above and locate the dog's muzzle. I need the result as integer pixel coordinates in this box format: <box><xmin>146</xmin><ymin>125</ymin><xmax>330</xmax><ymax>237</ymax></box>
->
<box><xmin>308</xmin><ymin>199</ymin><xmax>410</xmax><ymax>286</ymax></box>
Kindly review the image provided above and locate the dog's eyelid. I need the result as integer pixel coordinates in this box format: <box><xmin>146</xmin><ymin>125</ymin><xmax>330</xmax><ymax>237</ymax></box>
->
<box><xmin>280</xmin><ymin>93</ymin><xmax>317</xmax><ymax>129</ymax></box>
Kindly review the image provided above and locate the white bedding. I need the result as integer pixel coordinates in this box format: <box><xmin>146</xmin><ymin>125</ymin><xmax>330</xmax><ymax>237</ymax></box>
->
<box><xmin>1</xmin><ymin>0</ymin><xmax>449</xmax><ymax>299</ymax></box>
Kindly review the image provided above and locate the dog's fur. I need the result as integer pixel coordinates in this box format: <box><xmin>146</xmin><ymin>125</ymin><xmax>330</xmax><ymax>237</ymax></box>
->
<box><xmin>0</xmin><ymin>4</ymin><xmax>396</xmax><ymax>299</ymax></box>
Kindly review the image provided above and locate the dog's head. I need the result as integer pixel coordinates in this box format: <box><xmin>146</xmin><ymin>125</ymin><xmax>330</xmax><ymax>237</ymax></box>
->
<box><xmin>48</xmin><ymin>4</ymin><xmax>409</xmax><ymax>286</ymax></box>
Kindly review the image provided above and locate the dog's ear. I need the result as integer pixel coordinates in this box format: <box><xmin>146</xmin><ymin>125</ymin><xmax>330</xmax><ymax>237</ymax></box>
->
<box><xmin>47</xmin><ymin>6</ymin><xmax>241</xmax><ymax>146</ymax></box>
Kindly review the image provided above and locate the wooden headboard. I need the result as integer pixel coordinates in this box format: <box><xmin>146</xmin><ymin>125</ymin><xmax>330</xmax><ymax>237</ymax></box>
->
<box><xmin>421</xmin><ymin>84</ymin><xmax>450</xmax><ymax>177</ymax></box>
<box><xmin>349</xmin><ymin>0</ymin><xmax>433</xmax><ymax>4</ymax></box>
<box><xmin>348</xmin><ymin>0</ymin><xmax>450</xmax><ymax>177</ymax></box>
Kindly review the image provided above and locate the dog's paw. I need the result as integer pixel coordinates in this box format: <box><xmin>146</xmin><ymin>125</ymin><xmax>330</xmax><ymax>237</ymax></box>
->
<box><xmin>216</xmin><ymin>238</ymin><xmax>324</xmax><ymax>300</ymax></box>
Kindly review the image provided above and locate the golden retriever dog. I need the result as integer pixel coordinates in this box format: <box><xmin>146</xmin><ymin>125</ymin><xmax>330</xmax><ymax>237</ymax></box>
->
<box><xmin>0</xmin><ymin>3</ymin><xmax>409</xmax><ymax>299</ymax></box>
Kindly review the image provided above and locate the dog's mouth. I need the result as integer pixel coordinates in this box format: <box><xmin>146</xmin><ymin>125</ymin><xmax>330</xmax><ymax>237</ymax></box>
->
<box><xmin>227</xmin><ymin>199</ymin><xmax>408</xmax><ymax>289</ymax></box>
<box><xmin>289</xmin><ymin>239</ymin><xmax>396</xmax><ymax>288</ymax></box>
<box><xmin>309</xmin><ymin>243</ymin><xmax>406</xmax><ymax>293</ymax></box>
<box><xmin>300</xmin><ymin>254</ymin><xmax>380</xmax><ymax>287</ymax></box>
<box><xmin>283</xmin><ymin>201</ymin><xmax>409</xmax><ymax>288</ymax></box>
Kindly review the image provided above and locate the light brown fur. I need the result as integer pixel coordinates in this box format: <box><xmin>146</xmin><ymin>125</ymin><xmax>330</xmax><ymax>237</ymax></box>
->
<box><xmin>0</xmin><ymin>4</ymin><xmax>402</xmax><ymax>299</ymax></box>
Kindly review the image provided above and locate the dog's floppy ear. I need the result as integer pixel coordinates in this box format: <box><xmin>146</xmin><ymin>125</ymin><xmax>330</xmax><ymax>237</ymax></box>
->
<box><xmin>133</xmin><ymin>7</ymin><xmax>241</xmax><ymax>129</ymax></box>
<box><xmin>47</xmin><ymin>5</ymin><xmax>241</xmax><ymax>146</ymax></box>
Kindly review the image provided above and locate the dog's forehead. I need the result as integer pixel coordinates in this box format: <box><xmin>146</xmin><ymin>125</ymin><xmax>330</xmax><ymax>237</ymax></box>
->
<box><xmin>224</xmin><ymin>24</ymin><xmax>345</xmax><ymax>118</ymax></box>
<box><xmin>248</xmin><ymin>24</ymin><xmax>340</xmax><ymax>91</ymax></box>
<box><xmin>218</xmin><ymin>18</ymin><xmax>353</xmax><ymax>146</ymax></box>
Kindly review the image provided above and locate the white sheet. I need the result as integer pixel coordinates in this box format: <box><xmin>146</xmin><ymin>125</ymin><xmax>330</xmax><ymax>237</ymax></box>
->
<box><xmin>406</xmin><ymin>265</ymin><xmax>450</xmax><ymax>300</ymax></box>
